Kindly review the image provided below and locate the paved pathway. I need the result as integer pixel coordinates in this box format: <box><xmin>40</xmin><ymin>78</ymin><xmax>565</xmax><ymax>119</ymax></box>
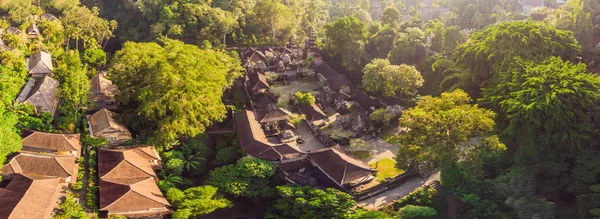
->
<box><xmin>296</xmin><ymin>122</ymin><xmax>325</xmax><ymax>152</ymax></box>
<box><xmin>358</xmin><ymin>171</ymin><xmax>441</xmax><ymax>210</ymax></box>
<box><xmin>364</xmin><ymin>138</ymin><xmax>398</xmax><ymax>163</ymax></box>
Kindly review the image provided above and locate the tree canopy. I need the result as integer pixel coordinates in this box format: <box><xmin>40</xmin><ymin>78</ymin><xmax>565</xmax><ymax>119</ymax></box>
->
<box><xmin>396</xmin><ymin>89</ymin><xmax>504</xmax><ymax>172</ymax></box>
<box><xmin>166</xmin><ymin>186</ymin><xmax>231</xmax><ymax>219</ymax></box>
<box><xmin>207</xmin><ymin>157</ymin><xmax>277</xmax><ymax>198</ymax></box>
<box><xmin>267</xmin><ymin>185</ymin><xmax>358</xmax><ymax>219</ymax></box>
<box><xmin>362</xmin><ymin>58</ymin><xmax>424</xmax><ymax>98</ymax></box>
<box><xmin>110</xmin><ymin>39</ymin><xmax>243</xmax><ymax>148</ymax></box>
<box><xmin>453</xmin><ymin>21</ymin><xmax>581</xmax><ymax>96</ymax></box>
<box><xmin>324</xmin><ymin>16</ymin><xmax>368</xmax><ymax>74</ymax></box>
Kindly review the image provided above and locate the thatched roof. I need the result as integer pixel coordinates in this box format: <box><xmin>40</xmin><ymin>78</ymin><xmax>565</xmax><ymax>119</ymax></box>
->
<box><xmin>98</xmin><ymin>147</ymin><xmax>169</xmax><ymax>215</ymax></box>
<box><xmin>28</xmin><ymin>51</ymin><xmax>53</xmax><ymax>74</ymax></box>
<box><xmin>26</xmin><ymin>23</ymin><xmax>39</xmax><ymax>35</ymax></box>
<box><xmin>90</xmin><ymin>73</ymin><xmax>120</xmax><ymax>101</ymax></box>
<box><xmin>298</xmin><ymin>103</ymin><xmax>327</xmax><ymax>122</ymax></box>
<box><xmin>89</xmin><ymin>108</ymin><xmax>132</xmax><ymax>139</ymax></box>
<box><xmin>1</xmin><ymin>153</ymin><xmax>77</xmax><ymax>181</ymax></box>
<box><xmin>253</xmin><ymin>92</ymin><xmax>277</xmax><ymax>108</ymax></box>
<box><xmin>314</xmin><ymin>62</ymin><xmax>340</xmax><ymax>80</ymax></box>
<box><xmin>41</xmin><ymin>13</ymin><xmax>58</xmax><ymax>21</ymax></box>
<box><xmin>234</xmin><ymin>110</ymin><xmax>301</xmax><ymax>161</ymax></box>
<box><xmin>249</xmin><ymin>72</ymin><xmax>270</xmax><ymax>91</ymax></box>
<box><xmin>99</xmin><ymin>177</ymin><xmax>170</xmax><ymax>213</ymax></box>
<box><xmin>6</xmin><ymin>27</ymin><xmax>21</xmax><ymax>35</ymax></box>
<box><xmin>98</xmin><ymin>148</ymin><xmax>157</xmax><ymax>181</ymax></box>
<box><xmin>326</xmin><ymin>75</ymin><xmax>352</xmax><ymax>91</ymax></box>
<box><xmin>308</xmin><ymin>147</ymin><xmax>376</xmax><ymax>187</ymax></box>
<box><xmin>16</xmin><ymin>77</ymin><xmax>59</xmax><ymax>114</ymax></box>
<box><xmin>257</xmin><ymin>108</ymin><xmax>292</xmax><ymax>123</ymax></box>
<box><xmin>0</xmin><ymin>174</ymin><xmax>61</xmax><ymax>219</ymax></box>
<box><xmin>352</xmin><ymin>92</ymin><xmax>384</xmax><ymax>112</ymax></box>
<box><xmin>21</xmin><ymin>130</ymin><xmax>81</xmax><ymax>156</ymax></box>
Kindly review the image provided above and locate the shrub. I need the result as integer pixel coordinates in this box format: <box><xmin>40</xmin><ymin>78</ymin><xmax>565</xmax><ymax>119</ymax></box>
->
<box><xmin>213</xmin><ymin>147</ymin><xmax>242</xmax><ymax>166</ymax></box>
<box><xmin>396</xmin><ymin>186</ymin><xmax>439</xmax><ymax>209</ymax></box>
<box><xmin>289</xmin><ymin>113</ymin><xmax>306</xmax><ymax>127</ymax></box>
<box><xmin>70</xmin><ymin>181</ymin><xmax>83</xmax><ymax>191</ymax></box>
<box><xmin>82</xmin><ymin>48</ymin><xmax>107</xmax><ymax>68</ymax></box>
<box><xmin>349</xmin><ymin>138</ymin><xmax>370</xmax><ymax>151</ymax></box>
<box><xmin>54</xmin><ymin>192</ymin><xmax>87</xmax><ymax>219</ymax></box>
<box><xmin>82</xmin><ymin>136</ymin><xmax>107</xmax><ymax>149</ymax></box>
<box><xmin>294</xmin><ymin>92</ymin><xmax>316</xmax><ymax>105</ymax></box>
<box><xmin>369</xmin><ymin>108</ymin><xmax>395</xmax><ymax>125</ymax></box>
<box><xmin>397</xmin><ymin>205</ymin><xmax>437</xmax><ymax>219</ymax></box>
<box><xmin>328</xmin><ymin>129</ymin><xmax>354</xmax><ymax>145</ymax></box>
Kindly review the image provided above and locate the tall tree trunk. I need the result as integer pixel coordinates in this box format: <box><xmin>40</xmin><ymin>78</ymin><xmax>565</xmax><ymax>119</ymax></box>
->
<box><xmin>271</xmin><ymin>16</ymin><xmax>275</xmax><ymax>42</ymax></box>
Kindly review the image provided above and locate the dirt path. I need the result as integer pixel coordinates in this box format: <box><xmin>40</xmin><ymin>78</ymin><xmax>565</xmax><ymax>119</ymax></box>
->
<box><xmin>358</xmin><ymin>171</ymin><xmax>441</xmax><ymax>210</ymax></box>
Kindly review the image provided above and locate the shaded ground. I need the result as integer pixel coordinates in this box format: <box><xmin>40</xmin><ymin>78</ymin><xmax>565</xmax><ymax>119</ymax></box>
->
<box><xmin>270</xmin><ymin>80</ymin><xmax>322</xmax><ymax>98</ymax></box>
<box><xmin>295</xmin><ymin>121</ymin><xmax>325</xmax><ymax>152</ymax></box>
<box><xmin>364</xmin><ymin>138</ymin><xmax>398</xmax><ymax>164</ymax></box>
<box><xmin>358</xmin><ymin>171</ymin><xmax>441</xmax><ymax>210</ymax></box>
<box><xmin>79</xmin><ymin>148</ymin><xmax>90</xmax><ymax>211</ymax></box>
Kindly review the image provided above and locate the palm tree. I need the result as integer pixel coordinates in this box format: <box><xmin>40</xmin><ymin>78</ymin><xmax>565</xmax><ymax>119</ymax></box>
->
<box><xmin>159</xmin><ymin>172</ymin><xmax>185</xmax><ymax>188</ymax></box>
<box><xmin>182</xmin><ymin>152</ymin><xmax>206</xmax><ymax>173</ymax></box>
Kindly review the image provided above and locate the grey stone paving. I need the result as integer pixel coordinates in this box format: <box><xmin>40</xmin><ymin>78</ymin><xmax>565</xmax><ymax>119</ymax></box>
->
<box><xmin>357</xmin><ymin>171</ymin><xmax>441</xmax><ymax>210</ymax></box>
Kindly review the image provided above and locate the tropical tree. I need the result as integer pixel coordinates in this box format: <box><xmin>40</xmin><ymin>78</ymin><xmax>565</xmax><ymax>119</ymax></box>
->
<box><xmin>453</xmin><ymin>21</ymin><xmax>580</xmax><ymax>97</ymax></box>
<box><xmin>182</xmin><ymin>152</ymin><xmax>205</xmax><ymax>172</ymax></box>
<box><xmin>483</xmin><ymin>57</ymin><xmax>600</xmax><ymax>218</ymax></box>
<box><xmin>362</xmin><ymin>59</ymin><xmax>424</xmax><ymax>98</ymax></box>
<box><xmin>387</xmin><ymin>27</ymin><xmax>427</xmax><ymax>65</ymax></box>
<box><xmin>396</xmin><ymin>89</ymin><xmax>503</xmax><ymax>173</ymax></box>
<box><xmin>324</xmin><ymin>16</ymin><xmax>368</xmax><ymax>76</ymax></box>
<box><xmin>267</xmin><ymin>186</ymin><xmax>358</xmax><ymax>219</ymax></box>
<box><xmin>167</xmin><ymin>186</ymin><xmax>231</xmax><ymax>219</ymax></box>
<box><xmin>109</xmin><ymin>39</ymin><xmax>244</xmax><ymax>149</ymax></box>
<box><xmin>248</xmin><ymin>0</ymin><xmax>297</xmax><ymax>42</ymax></box>
<box><xmin>294</xmin><ymin>92</ymin><xmax>316</xmax><ymax>105</ymax></box>
<box><xmin>207</xmin><ymin>157</ymin><xmax>277</xmax><ymax>198</ymax></box>
<box><xmin>82</xmin><ymin>48</ymin><xmax>107</xmax><ymax>68</ymax></box>
<box><xmin>381</xmin><ymin>6</ymin><xmax>401</xmax><ymax>29</ymax></box>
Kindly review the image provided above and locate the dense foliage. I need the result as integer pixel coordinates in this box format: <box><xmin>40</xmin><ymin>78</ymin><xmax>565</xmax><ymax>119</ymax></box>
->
<box><xmin>396</xmin><ymin>89</ymin><xmax>504</xmax><ymax>172</ymax></box>
<box><xmin>267</xmin><ymin>186</ymin><xmax>358</xmax><ymax>219</ymax></box>
<box><xmin>362</xmin><ymin>58</ymin><xmax>424</xmax><ymax>97</ymax></box>
<box><xmin>207</xmin><ymin>157</ymin><xmax>277</xmax><ymax>198</ymax></box>
<box><xmin>452</xmin><ymin>21</ymin><xmax>581</xmax><ymax>97</ymax></box>
<box><xmin>167</xmin><ymin>185</ymin><xmax>231</xmax><ymax>219</ymax></box>
<box><xmin>54</xmin><ymin>192</ymin><xmax>88</xmax><ymax>219</ymax></box>
<box><xmin>294</xmin><ymin>92</ymin><xmax>316</xmax><ymax>105</ymax></box>
<box><xmin>484</xmin><ymin>57</ymin><xmax>600</xmax><ymax>218</ymax></box>
<box><xmin>110</xmin><ymin>39</ymin><xmax>243</xmax><ymax>148</ymax></box>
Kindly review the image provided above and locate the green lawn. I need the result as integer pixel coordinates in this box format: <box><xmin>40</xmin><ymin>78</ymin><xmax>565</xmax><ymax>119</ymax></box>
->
<box><xmin>369</xmin><ymin>158</ymin><xmax>404</xmax><ymax>182</ymax></box>
<box><xmin>350</xmin><ymin>150</ymin><xmax>371</xmax><ymax>160</ymax></box>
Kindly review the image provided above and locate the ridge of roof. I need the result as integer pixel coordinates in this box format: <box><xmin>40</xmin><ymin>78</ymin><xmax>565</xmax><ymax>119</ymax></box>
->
<box><xmin>129</xmin><ymin>178</ymin><xmax>170</xmax><ymax>206</ymax></box>
<box><xmin>21</xmin><ymin>131</ymin><xmax>80</xmax><ymax>151</ymax></box>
